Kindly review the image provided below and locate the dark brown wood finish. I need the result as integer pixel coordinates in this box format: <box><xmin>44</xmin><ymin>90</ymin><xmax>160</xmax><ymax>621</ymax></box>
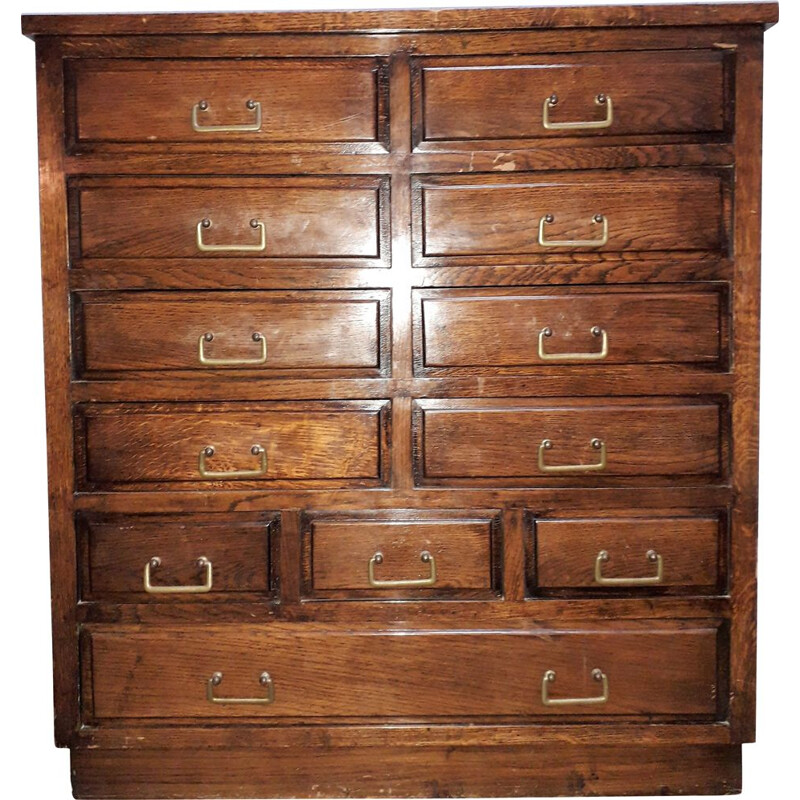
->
<box><xmin>21</xmin><ymin>4</ymin><xmax>775</xmax><ymax>797</ymax></box>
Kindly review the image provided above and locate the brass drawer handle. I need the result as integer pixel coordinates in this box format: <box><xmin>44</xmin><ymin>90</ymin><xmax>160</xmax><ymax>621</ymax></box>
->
<box><xmin>143</xmin><ymin>556</ymin><xmax>213</xmax><ymax>594</ymax></box>
<box><xmin>595</xmin><ymin>549</ymin><xmax>664</xmax><ymax>586</ymax></box>
<box><xmin>207</xmin><ymin>671</ymin><xmax>274</xmax><ymax>705</ymax></box>
<box><xmin>196</xmin><ymin>218</ymin><xmax>267</xmax><ymax>253</ymax></box>
<box><xmin>198</xmin><ymin>332</ymin><xmax>267</xmax><ymax>366</ymax></box>
<box><xmin>542</xmin><ymin>668</ymin><xmax>609</xmax><ymax>706</ymax></box>
<box><xmin>538</xmin><ymin>213</ymin><xmax>609</xmax><ymax>248</ymax></box>
<box><xmin>542</xmin><ymin>92</ymin><xmax>613</xmax><ymax>131</ymax></box>
<box><xmin>368</xmin><ymin>550</ymin><xmax>437</xmax><ymax>588</ymax></box>
<box><xmin>198</xmin><ymin>444</ymin><xmax>267</xmax><ymax>479</ymax></box>
<box><xmin>538</xmin><ymin>438</ymin><xmax>607</xmax><ymax>473</ymax></box>
<box><xmin>538</xmin><ymin>326</ymin><xmax>609</xmax><ymax>362</ymax></box>
<box><xmin>192</xmin><ymin>99</ymin><xmax>263</xmax><ymax>133</ymax></box>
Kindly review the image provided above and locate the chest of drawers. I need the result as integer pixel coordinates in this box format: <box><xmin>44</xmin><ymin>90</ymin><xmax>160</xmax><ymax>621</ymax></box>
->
<box><xmin>22</xmin><ymin>3</ymin><xmax>778</xmax><ymax>797</ymax></box>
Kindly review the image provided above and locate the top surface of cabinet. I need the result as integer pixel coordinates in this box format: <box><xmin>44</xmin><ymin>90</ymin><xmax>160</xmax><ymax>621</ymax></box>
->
<box><xmin>22</xmin><ymin>2</ymin><xmax>778</xmax><ymax>37</ymax></box>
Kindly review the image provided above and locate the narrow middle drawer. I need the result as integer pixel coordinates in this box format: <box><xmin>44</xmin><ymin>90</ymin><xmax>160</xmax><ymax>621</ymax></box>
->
<box><xmin>414</xmin><ymin>286</ymin><xmax>726</xmax><ymax>373</ymax></box>
<box><xmin>74</xmin><ymin>290</ymin><xmax>390</xmax><ymax>378</ymax></box>
<box><xmin>302</xmin><ymin>511</ymin><xmax>502</xmax><ymax>599</ymax></box>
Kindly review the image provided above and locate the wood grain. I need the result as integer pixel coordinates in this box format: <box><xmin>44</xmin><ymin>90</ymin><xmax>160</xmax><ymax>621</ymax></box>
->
<box><xmin>416</xmin><ymin>50</ymin><xmax>726</xmax><ymax>145</ymax></box>
<box><xmin>68</xmin><ymin>58</ymin><xmax>388</xmax><ymax>149</ymax></box>
<box><xmin>85</xmin><ymin>623</ymin><xmax>720</xmax><ymax>720</ymax></box>
<box><xmin>75</xmin><ymin>290</ymin><xmax>390</xmax><ymax>378</ymax></box>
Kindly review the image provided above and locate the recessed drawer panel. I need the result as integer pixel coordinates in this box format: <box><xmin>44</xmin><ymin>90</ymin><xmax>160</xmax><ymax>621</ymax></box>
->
<box><xmin>75</xmin><ymin>290</ymin><xmax>390</xmax><ymax>378</ymax></box>
<box><xmin>85</xmin><ymin>624</ymin><xmax>721</xmax><ymax>721</ymax></box>
<box><xmin>76</xmin><ymin>401</ymin><xmax>390</xmax><ymax>489</ymax></box>
<box><xmin>415</xmin><ymin>287</ymin><xmax>725</xmax><ymax>374</ymax></box>
<box><xmin>303</xmin><ymin>512</ymin><xmax>502</xmax><ymax>599</ymax></box>
<box><xmin>414</xmin><ymin>398</ymin><xmax>723</xmax><ymax>485</ymax></box>
<box><xmin>70</xmin><ymin>177</ymin><xmax>389</xmax><ymax>266</ymax></box>
<box><xmin>413</xmin><ymin>50</ymin><xmax>726</xmax><ymax>147</ymax></box>
<box><xmin>68</xmin><ymin>58</ymin><xmax>388</xmax><ymax>150</ymax></box>
<box><xmin>531</xmin><ymin>515</ymin><xmax>723</xmax><ymax>594</ymax></box>
<box><xmin>79</xmin><ymin>513</ymin><xmax>277</xmax><ymax>601</ymax></box>
<box><xmin>414</xmin><ymin>170</ymin><xmax>727</xmax><ymax>265</ymax></box>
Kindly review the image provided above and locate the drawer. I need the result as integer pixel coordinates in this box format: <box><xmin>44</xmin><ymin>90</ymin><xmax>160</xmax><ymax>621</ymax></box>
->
<box><xmin>414</xmin><ymin>287</ymin><xmax>726</xmax><ymax>374</ymax></box>
<box><xmin>414</xmin><ymin>398</ymin><xmax>724</xmax><ymax>486</ymax></box>
<box><xmin>67</xmin><ymin>58</ymin><xmax>389</xmax><ymax>151</ymax></box>
<box><xmin>78</xmin><ymin>513</ymin><xmax>277</xmax><ymax>601</ymax></box>
<box><xmin>413</xmin><ymin>50</ymin><xmax>727</xmax><ymax>148</ymax></box>
<box><xmin>84</xmin><ymin>624</ymin><xmax>721</xmax><ymax>721</ymax></box>
<box><xmin>70</xmin><ymin>176</ymin><xmax>389</xmax><ymax>266</ymax></box>
<box><xmin>74</xmin><ymin>290</ymin><xmax>390</xmax><ymax>378</ymax></box>
<box><xmin>413</xmin><ymin>170</ymin><xmax>728</xmax><ymax>265</ymax></box>
<box><xmin>302</xmin><ymin>511</ymin><xmax>502</xmax><ymax>599</ymax></box>
<box><xmin>76</xmin><ymin>401</ymin><xmax>390</xmax><ymax>489</ymax></box>
<box><xmin>529</xmin><ymin>514</ymin><xmax>724</xmax><ymax>595</ymax></box>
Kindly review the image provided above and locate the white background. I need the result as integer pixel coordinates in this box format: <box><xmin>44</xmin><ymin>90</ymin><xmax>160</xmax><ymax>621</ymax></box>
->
<box><xmin>0</xmin><ymin>0</ymin><xmax>796</xmax><ymax>797</ymax></box>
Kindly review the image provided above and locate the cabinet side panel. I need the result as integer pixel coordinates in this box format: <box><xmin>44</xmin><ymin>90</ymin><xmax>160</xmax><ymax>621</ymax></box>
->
<box><xmin>729</xmin><ymin>29</ymin><xmax>764</xmax><ymax>744</ymax></box>
<box><xmin>34</xmin><ymin>37</ymin><xmax>77</xmax><ymax>748</ymax></box>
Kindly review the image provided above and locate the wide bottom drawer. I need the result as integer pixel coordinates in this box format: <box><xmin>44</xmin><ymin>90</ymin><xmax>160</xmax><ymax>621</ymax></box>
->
<box><xmin>85</xmin><ymin>624</ymin><xmax>721</xmax><ymax>721</ymax></box>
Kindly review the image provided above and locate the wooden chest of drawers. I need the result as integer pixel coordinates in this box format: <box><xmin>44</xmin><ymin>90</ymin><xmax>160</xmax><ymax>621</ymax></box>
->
<box><xmin>22</xmin><ymin>3</ymin><xmax>778</xmax><ymax>797</ymax></box>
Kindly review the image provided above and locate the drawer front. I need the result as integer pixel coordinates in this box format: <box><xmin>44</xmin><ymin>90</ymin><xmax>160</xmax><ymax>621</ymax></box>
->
<box><xmin>75</xmin><ymin>290</ymin><xmax>390</xmax><ymax>377</ymax></box>
<box><xmin>303</xmin><ymin>512</ymin><xmax>502</xmax><ymax>599</ymax></box>
<box><xmin>71</xmin><ymin>177</ymin><xmax>389</xmax><ymax>265</ymax></box>
<box><xmin>414</xmin><ymin>398</ymin><xmax>723</xmax><ymax>484</ymax></box>
<box><xmin>68</xmin><ymin>58</ymin><xmax>388</xmax><ymax>149</ymax></box>
<box><xmin>415</xmin><ymin>287</ymin><xmax>725</xmax><ymax>374</ymax></box>
<box><xmin>414</xmin><ymin>50</ymin><xmax>726</xmax><ymax>147</ymax></box>
<box><xmin>79</xmin><ymin>513</ymin><xmax>277</xmax><ymax>601</ymax></box>
<box><xmin>77</xmin><ymin>401</ymin><xmax>390</xmax><ymax>489</ymax></box>
<box><xmin>85</xmin><ymin>624</ymin><xmax>721</xmax><ymax>721</ymax></box>
<box><xmin>531</xmin><ymin>515</ymin><xmax>723</xmax><ymax>594</ymax></box>
<box><xmin>414</xmin><ymin>170</ymin><xmax>727</xmax><ymax>264</ymax></box>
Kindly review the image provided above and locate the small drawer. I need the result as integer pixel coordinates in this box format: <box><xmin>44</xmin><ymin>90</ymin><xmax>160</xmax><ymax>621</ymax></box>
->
<box><xmin>414</xmin><ymin>397</ymin><xmax>724</xmax><ymax>486</ymax></box>
<box><xmin>302</xmin><ymin>511</ymin><xmax>502</xmax><ymax>599</ymax></box>
<box><xmin>76</xmin><ymin>401</ymin><xmax>390</xmax><ymax>490</ymax></box>
<box><xmin>67</xmin><ymin>58</ymin><xmax>389</xmax><ymax>151</ymax></box>
<box><xmin>74</xmin><ymin>290</ymin><xmax>390</xmax><ymax>378</ymax></box>
<box><xmin>414</xmin><ymin>287</ymin><xmax>726</xmax><ymax>374</ymax></box>
<box><xmin>413</xmin><ymin>50</ymin><xmax>727</xmax><ymax>148</ymax></box>
<box><xmin>529</xmin><ymin>514</ymin><xmax>724</xmax><ymax>595</ymax></box>
<box><xmin>84</xmin><ymin>623</ymin><xmax>721</xmax><ymax>722</ymax></box>
<box><xmin>413</xmin><ymin>170</ymin><xmax>728</xmax><ymax>266</ymax></box>
<box><xmin>78</xmin><ymin>513</ymin><xmax>278</xmax><ymax>601</ymax></box>
<box><xmin>70</xmin><ymin>176</ymin><xmax>389</xmax><ymax>267</ymax></box>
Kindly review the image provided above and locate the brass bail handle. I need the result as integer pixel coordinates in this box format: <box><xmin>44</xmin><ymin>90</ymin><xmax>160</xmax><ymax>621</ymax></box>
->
<box><xmin>538</xmin><ymin>213</ymin><xmax>609</xmax><ymax>248</ymax></box>
<box><xmin>143</xmin><ymin>556</ymin><xmax>213</xmax><ymax>594</ymax></box>
<box><xmin>595</xmin><ymin>549</ymin><xmax>664</xmax><ymax>586</ymax></box>
<box><xmin>538</xmin><ymin>438</ymin><xmax>607</xmax><ymax>473</ymax></box>
<box><xmin>198</xmin><ymin>444</ymin><xmax>267</xmax><ymax>480</ymax></box>
<box><xmin>368</xmin><ymin>550</ymin><xmax>437</xmax><ymax>588</ymax></box>
<box><xmin>207</xmin><ymin>671</ymin><xmax>275</xmax><ymax>704</ymax></box>
<box><xmin>196</xmin><ymin>217</ymin><xmax>267</xmax><ymax>253</ymax></box>
<box><xmin>198</xmin><ymin>331</ymin><xmax>267</xmax><ymax>367</ymax></box>
<box><xmin>542</xmin><ymin>92</ymin><xmax>614</xmax><ymax>131</ymax></box>
<box><xmin>541</xmin><ymin>668</ymin><xmax>609</xmax><ymax>706</ymax></box>
<box><xmin>538</xmin><ymin>325</ymin><xmax>609</xmax><ymax>362</ymax></box>
<box><xmin>192</xmin><ymin>98</ymin><xmax>263</xmax><ymax>133</ymax></box>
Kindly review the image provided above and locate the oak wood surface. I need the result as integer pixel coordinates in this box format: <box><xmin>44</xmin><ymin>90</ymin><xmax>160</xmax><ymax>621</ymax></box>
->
<box><xmin>75</xmin><ymin>290</ymin><xmax>390</xmax><ymax>378</ymax></box>
<box><xmin>415</xmin><ymin>397</ymin><xmax>723</xmax><ymax>483</ymax></box>
<box><xmin>23</xmin><ymin>3</ymin><xmax>779</xmax><ymax>36</ymax></box>
<box><xmin>20</xmin><ymin>5</ymin><xmax>771</xmax><ymax>795</ymax></box>
<box><xmin>79</xmin><ymin>513</ymin><xmax>277</xmax><ymax>601</ymax></box>
<box><xmin>415</xmin><ymin>286</ymin><xmax>725</xmax><ymax>373</ymax></box>
<box><xmin>533</xmin><ymin>516</ymin><xmax>722</xmax><ymax>593</ymax></box>
<box><xmin>304</xmin><ymin>512</ymin><xmax>502</xmax><ymax>599</ymax></box>
<box><xmin>85</xmin><ymin>623</ymin><xmax>720</xmax><ymax>720</ymax></box>
<box><xmin>68</xmin><ymin>58</ymin><xmax>388</xmax><ymax>149</ymax></box>
<box><xmin>416</xmin><ymin>50</ymin><xmax>727</xmax><ymax>145</ymax></box>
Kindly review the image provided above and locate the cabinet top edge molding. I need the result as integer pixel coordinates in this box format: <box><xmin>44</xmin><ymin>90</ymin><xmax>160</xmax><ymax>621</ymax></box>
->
<box><xmin>22</xmin><ymin>2</ymin><xmax>779</xmax><ymax>39</ymax></box>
